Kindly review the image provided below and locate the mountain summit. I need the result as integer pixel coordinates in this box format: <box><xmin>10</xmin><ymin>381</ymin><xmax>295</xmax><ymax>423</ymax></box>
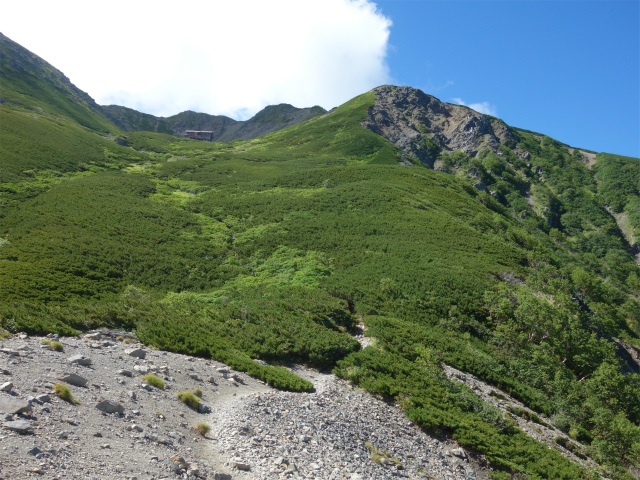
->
<box><xmin>362</xmin><ymin>85</ymin><xmax>517</xmax><ymax>166</ymax></box>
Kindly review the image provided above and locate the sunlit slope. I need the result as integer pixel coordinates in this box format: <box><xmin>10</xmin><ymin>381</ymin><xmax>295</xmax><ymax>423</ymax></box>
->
<box><xmin>0</xmin><ymin>105</ymin><xmax>143</xmax><ymax>187</ymax></box>
<box><xmin>1</xmin><ymin>35</ymin><xmax>639</xmax><ymax>477</ymax></box>
<box><xmin>0</xmin><ymin>33</ymin><xmax>116</xmax><ymax>133</ymax></box>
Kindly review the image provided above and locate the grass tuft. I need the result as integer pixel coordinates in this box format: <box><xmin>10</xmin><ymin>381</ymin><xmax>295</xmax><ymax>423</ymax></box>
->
<box><xmin>194</xmin><ymin>422</ymin><xmax>210</xmax><ymax>437</ymax></box>
<box><xmin>177</xmin><ymin>391</ymin><xmax>200</xmax><ymax>411</ymax></box>
<box><xmin>41</xmin><ymin>339</ymin><xmax>64</xmax><ymax>351</ymax></box>
<box><xmin>53</xmin><ymin>382</ymin><xmax>79</xmax><ymax>404</ymax></box>
<box><xmin>141</xmin><ymin>373</ymin><xmax>165</xmax><ymax>389</ymax></box>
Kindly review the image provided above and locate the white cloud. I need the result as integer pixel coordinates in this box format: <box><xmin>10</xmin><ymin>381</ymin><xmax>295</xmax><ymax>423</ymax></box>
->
<box><xmin>2</xmin><ymin>0</ymin><xmax>391</xmax><ymax>118</ymax></box>
<box><xmin>452</xmin><ymin>98</ymin><xmax>497</xmax><ymax>117</ymax></box>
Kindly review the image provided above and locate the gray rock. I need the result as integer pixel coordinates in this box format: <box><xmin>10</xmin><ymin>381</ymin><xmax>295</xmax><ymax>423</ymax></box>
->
<box><xmin>125</xmin><ymin>348</ymin><xmax>146</xmax><ymax>359</ymax></box>
<box><xmin>450</xmin><ymin>447</ymin><xmax>467</xmax><ymax>459</ymax></box>
<box><xmin>198</xmin><ymin>402</ymin><xmax>211</xmax><ymax>414</ymax></box>
<box><xmin>146</xmin><ymin>433</ymin><xmax>173</xmax><ymax>445</ymax></box>
<box><xmin>213</xmin><ymin>473</ymin><xmax>232</xmax><ymax>480</ymax></box>
<box><xmin>96</xmin><ymin>400</ymin><xmax>124</xmax><ymax>414</ymax></box>
<box><xmin>27</xmin><ymin>446</ymin><xmax>42</xmax><ymax>456</ymax></box>
<box><xmin>231</xmin><ymin>459</ymin><xmax>250</xmax><ymax>471</ymax></box>
<box><xmin>36</xmin><ymin>394</ymin><xmax>51</xmax><ymax>403</ymax></box>
<box><xmin>0</xmin><ymin>381</ymin><xmax>13</xmax><ymax>392</ymax></box>
<box><xmin>85</xmin><ymin>332</ymin><xmax>102</xmax><ymax>340</ymax></box>
<box><xmin>0</xmin><ymin>397</ymin><xmax>32</xmax><ymax>415</ymax></box>
<box><xmin>67</xmin><ymin>354</ymin><xmax>92</xmax><ymax>366</ymax></box>
<box><xmin>118</xmin><ymin>369</ymin><xmax>134</xmax><ymax>377</ymax></box>
<box><xmin>58</xmin><ymin>372</ymin><xmax>88</xmax><ymax>387</ymax></box>
<box><xmin>133</xmin><ymin>365</ymin><xmax>149</xmax><ymax>374</ymax></box>
<box><xmin>3</xmin><ymin>419</ymin><xmax>32</xmax><ymax>433</ymax></box>
<box><xmin>162</xmin><ymin>459</ymin><xmax>181</xmax><ymax>474</ymax></box>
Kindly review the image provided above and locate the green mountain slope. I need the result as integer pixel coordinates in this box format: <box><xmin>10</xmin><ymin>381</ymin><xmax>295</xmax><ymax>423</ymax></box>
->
<box><xmin>0</xmin><ymin>33</ymin><xmax>149</xmax><ymax>208</ymax></box>
<box><xmin>0</xmin><ymin>33</ymin><xmax>116</xmax><ymax>133</ymax></box>
<box><xmin>102</xmin><ymin>103</ymin><xmax>327</xmax><ymax>142</ymax></box>
<box><xmin>1</xmin><ymin>36</ymin><xmax>639</xmax><ymax>479</ymax></box>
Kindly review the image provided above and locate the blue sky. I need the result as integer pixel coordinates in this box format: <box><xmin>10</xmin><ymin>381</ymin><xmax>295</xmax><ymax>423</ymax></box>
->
<box><xmin>376</xmin><ymin>0</ymin><xmax>639</xmax><ymax>157</ymax></box>
<box><xmin>2</xmin><ymin>0</ymin><xmax>638</xmax><ymax>157</ymax></box>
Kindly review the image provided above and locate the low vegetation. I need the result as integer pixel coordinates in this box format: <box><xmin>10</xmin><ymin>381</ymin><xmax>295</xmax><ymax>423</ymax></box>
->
<box><xmin>53</xmin><ymin>383</ymin><xmax>79</xmax><ymax>404</ymax></box>
<box><xmin>176</xmin><ymin>391</ymin><xmax>200</xmax><ymax>411</ymax></box>
<box><xmin>141</xmin><ymin>374</ymin><xmax>165</xmax><ymax>389</ymax></box>
<box><xmin>194</xmin><ymin>422</ymin><xmax>210</xmax><ymax>437</ymax></box>
<box><xmin>41</xmin><ymin>339</ymin><xmax>63</xmax><ymax>351</ymax></box>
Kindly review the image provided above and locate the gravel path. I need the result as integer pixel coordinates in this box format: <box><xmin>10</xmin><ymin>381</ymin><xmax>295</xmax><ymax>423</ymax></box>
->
<box><xmin>0</xmin><ymin>332</ymin><xmax>489</xmax><ymax>480</ymax></box>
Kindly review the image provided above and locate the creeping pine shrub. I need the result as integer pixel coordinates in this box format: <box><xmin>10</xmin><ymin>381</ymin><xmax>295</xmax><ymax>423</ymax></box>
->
<box><xmin>194</xmin><ymin>422</ymin><xmax>210</xmax><ymax>437</ymax></box>
<box><xmin>141</xmin><ymin>374</ymin><xmax>165</xmax><ymax>389</ymax></box>
<box><xmin>177</xmin><ymin>391</ymin><xmax>200</xmax><ymax>411</ymax></box>
<box><xmin>41</xmin><ymin>340</ymin><xmax>64</xmax><ymax>351</ymax></box>
<box><xmin>53</xmin><ymin>383</ymin><xmax>79</xmax><ymax>404</ymax></box>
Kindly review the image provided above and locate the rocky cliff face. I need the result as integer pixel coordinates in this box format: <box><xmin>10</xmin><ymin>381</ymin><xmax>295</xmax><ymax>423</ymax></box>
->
<box><xmin>361</xmin><ymin>86</ymin><xmax>518</xmax><ymax>167</ymax></box>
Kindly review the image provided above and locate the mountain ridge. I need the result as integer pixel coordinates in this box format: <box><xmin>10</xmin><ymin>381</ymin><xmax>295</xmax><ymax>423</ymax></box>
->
<box><xmin>101</xmin><ymin>102</ymin><xmax>327</xmax><ymax>142</ymax></box>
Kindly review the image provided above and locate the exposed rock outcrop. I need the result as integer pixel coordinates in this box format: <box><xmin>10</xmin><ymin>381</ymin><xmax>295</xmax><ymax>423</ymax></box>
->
<box><xmin>361</xmin><ymin>85</ymin><xmax>518</xmax><ymax>166</ymax></box>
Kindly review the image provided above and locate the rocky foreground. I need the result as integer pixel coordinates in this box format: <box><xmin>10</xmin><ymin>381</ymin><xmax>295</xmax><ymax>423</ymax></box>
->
<box><xmin>0</xmin><ymin>332</ymin><xmax>495</xmax><ymax>480</ymax></box>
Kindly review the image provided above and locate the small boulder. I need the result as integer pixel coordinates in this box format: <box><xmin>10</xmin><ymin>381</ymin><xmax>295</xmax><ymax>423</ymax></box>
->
<box><xmin>125</xmin><ymin>348</ymin><xmax>146</xmax><ymax>359</ymax></box>
<box><xmin>118</xmin><ymin>369</ymin><xmax>134</xmax><ymax>377</ymax></box>
<box><xmin>67</xmin><ymin>354</ymin><xmax>92</xmax><ymax>366</ymax></box>
<box><xmin>231</xmin><ymin>459</ymin><xmax>250</xmax><ymax>471</ymax></box>
<box><xmin>0</xmin><ymin>397</ymin><xmax>32</xmax><ymax>415</ymax></box>
<box><xmin>58</xmin><ymin>372</ymin><xmax>88</xmax><ymax>387</ymax></box>
<box><xmin>3</xmin><ymin>419</ymin><xmax>32</xmax><ymax>434</ymax></box>
<box><xmin>213</xmin><ymin>473</ymin><xmax>232</xmax><ymax>480</ymax></box>
<box><xmin>96</xmin><ymin>400</ymin><xmax>124</xmax><ymax>414</ymax></box>
<box><xmin>27</xmin><ymin>446</ymin><xmax>42</xmax><ymax>456</ymax></box>
<box><xmin>170</xmin><ymin>454</ymin><xmax>189</xmax><ymax>470</ymax></box>
<box><xmin>133</xmin><ymin>365</ymin><xmax>149</xmax><ymax>374</ymax></box>
<box><xmin>0</xmin><ymin>382</ymin><xmax>13</xmax><ymax>392</ymax></box>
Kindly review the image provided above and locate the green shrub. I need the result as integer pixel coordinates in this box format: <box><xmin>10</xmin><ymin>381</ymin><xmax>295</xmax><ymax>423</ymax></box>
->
<box><xmin>41</xmin><ymin>339</ymin><xmax>64</xmax><ymax>351</ymax></box>
<box><xmin>141</xmin><ymin>374</ymin><xmax>165</xmax><ymax>389</ymax></box>
<box><xmin>53</xmin><ymin>383</ymin><xmax>79</xmax><ymax>404</ymax></box>
<box><xmin>194</xmin><ymin>422</ymin><xmax>210</xmax><ymax>437</ymax></box>
<box><xmin>193</xmin><ymin>387</ymin><xmax>203</xmax><ymax>398</ymax></box>
<box><xmin>177</xmin><ymin>391</ymin><xmax>200</xmax><ymax>411</ymax></box>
